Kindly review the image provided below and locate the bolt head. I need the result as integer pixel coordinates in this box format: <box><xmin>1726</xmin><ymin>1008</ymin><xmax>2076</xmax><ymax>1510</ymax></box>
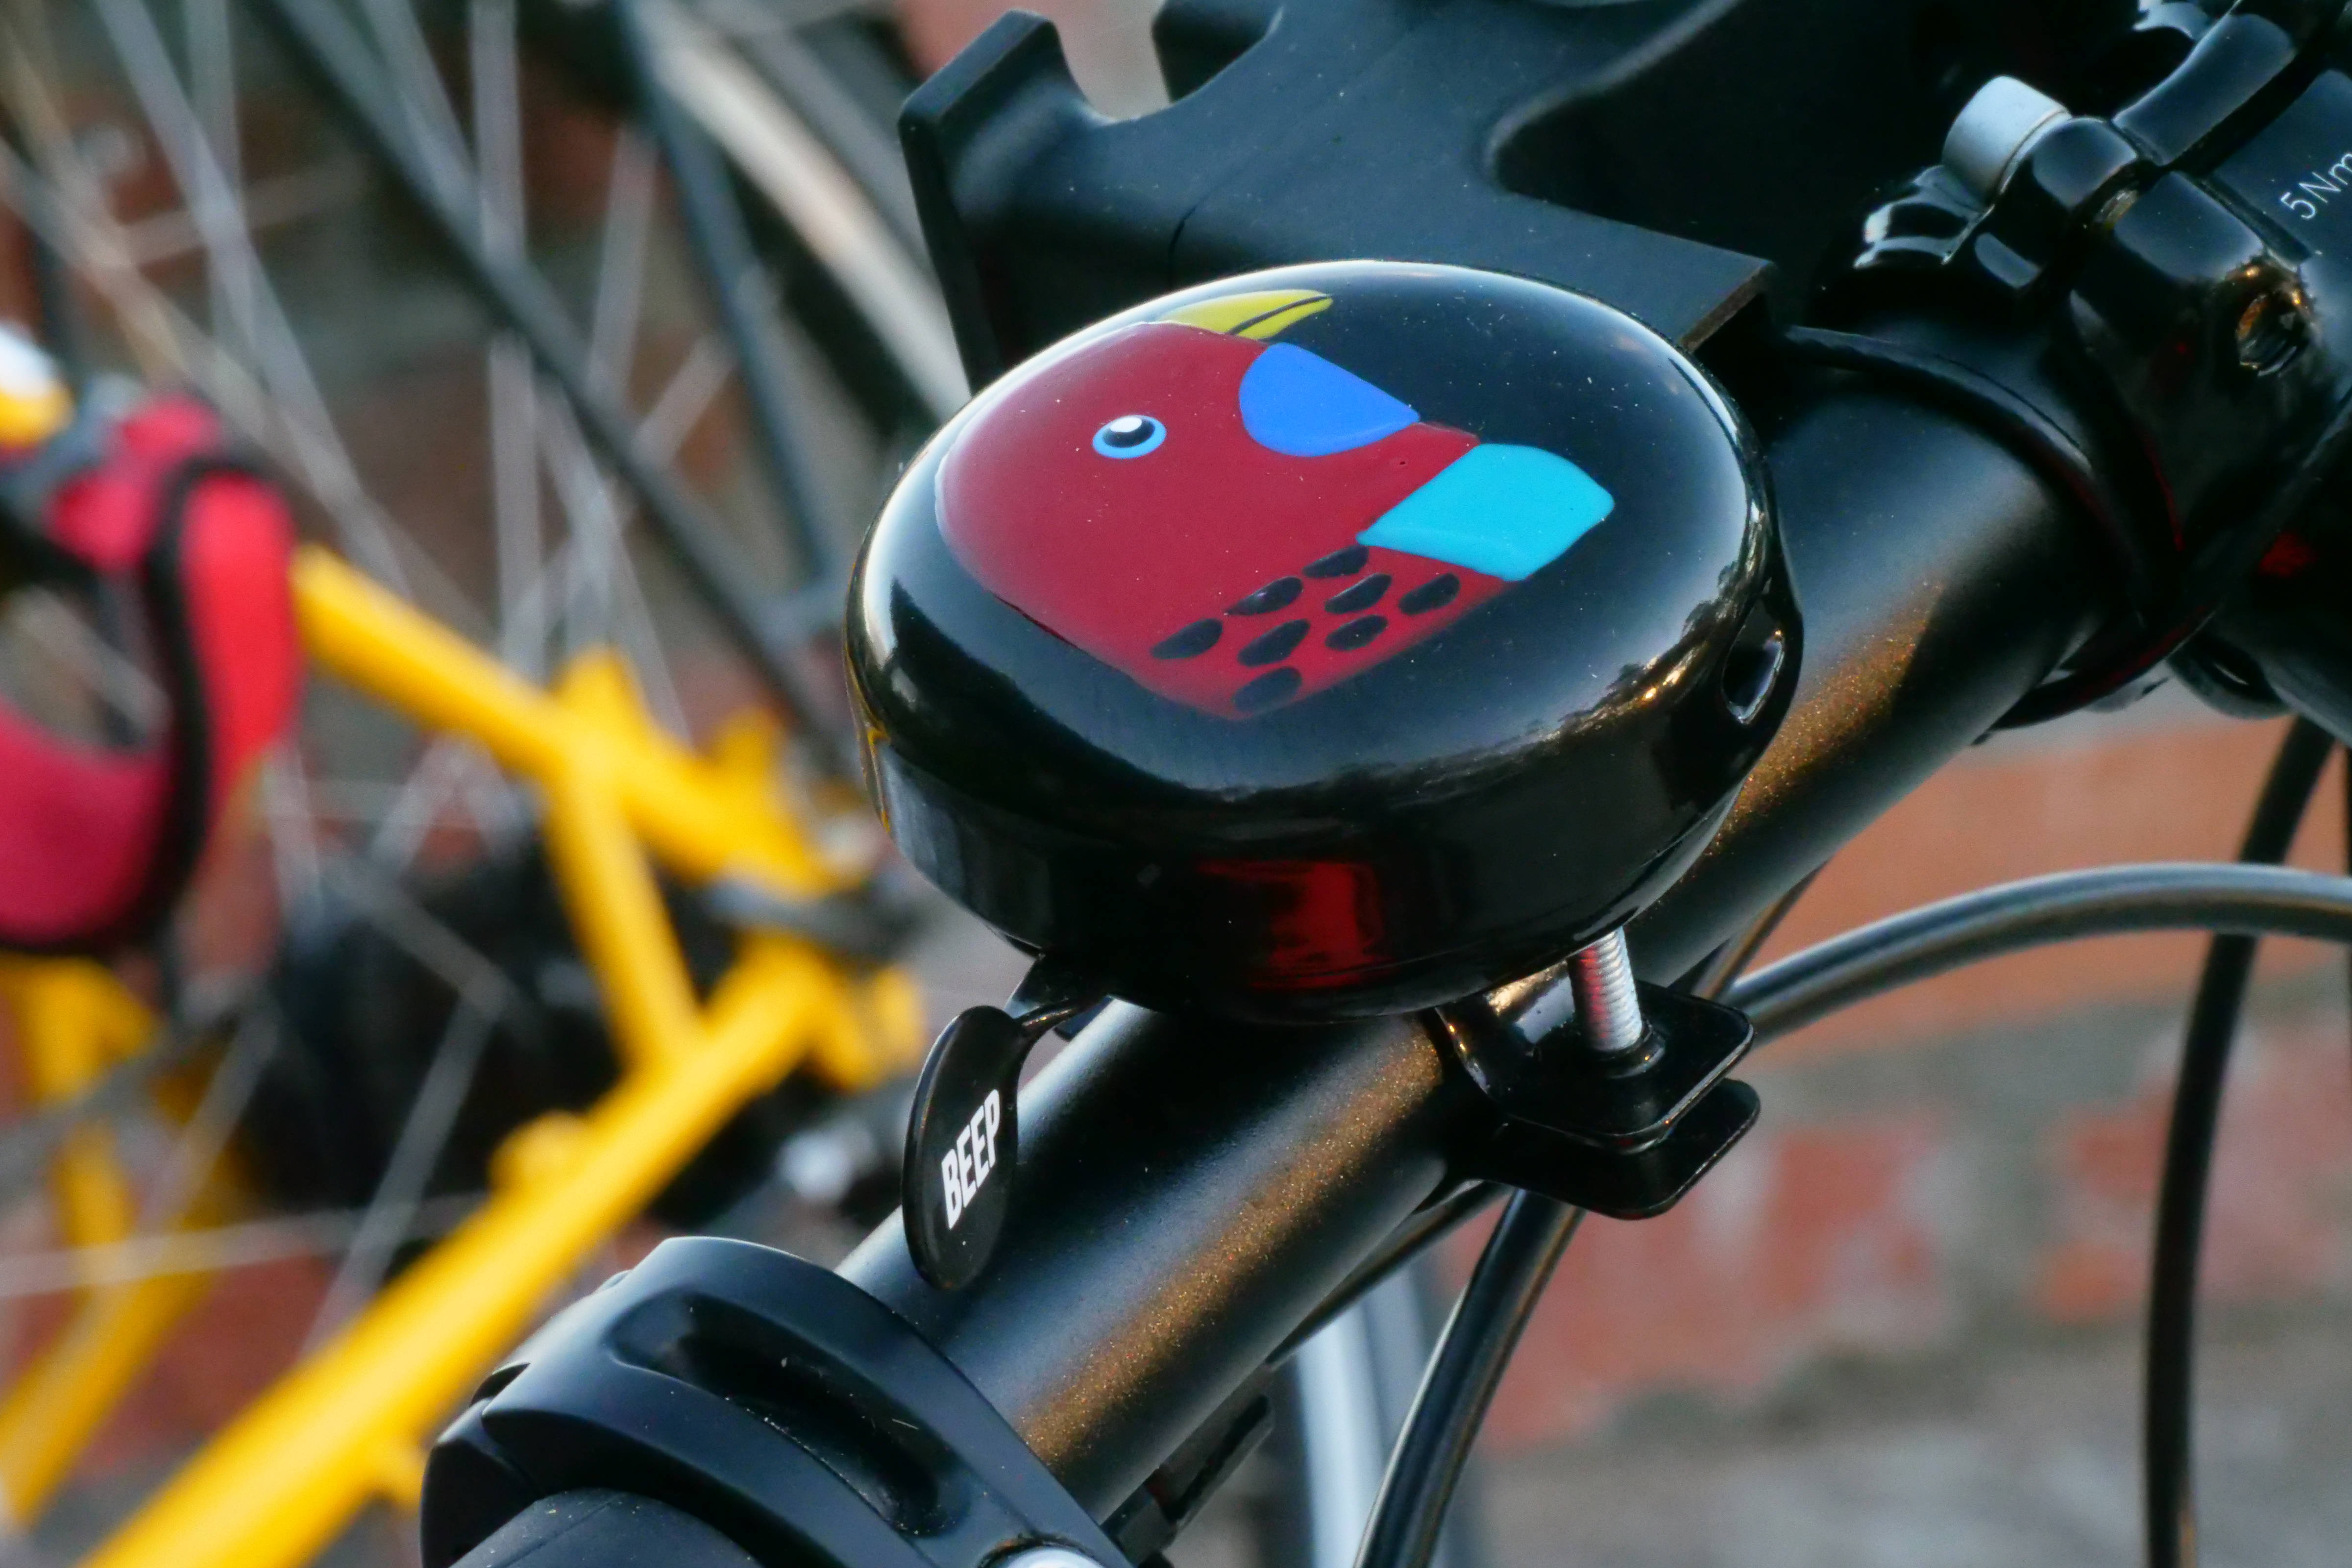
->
<box><xmin>2235</xmin><ymin>286</ymin><xmax>2309</xmax><ymax>375</ymax></box>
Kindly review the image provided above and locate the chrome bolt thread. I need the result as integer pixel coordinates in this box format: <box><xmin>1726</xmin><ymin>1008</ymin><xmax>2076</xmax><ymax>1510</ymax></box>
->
<box><xmin>1565</xmin><ymin>929</ymin><xmax>1645</xmax><ymax>1054</ymax></box>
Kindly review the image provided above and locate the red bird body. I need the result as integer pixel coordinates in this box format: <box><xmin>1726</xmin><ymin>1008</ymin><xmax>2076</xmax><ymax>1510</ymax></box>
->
<box><xmin>939</xmin><ymin>321</ymin><xmax>1513</xmax><ymax>718</ymax></box>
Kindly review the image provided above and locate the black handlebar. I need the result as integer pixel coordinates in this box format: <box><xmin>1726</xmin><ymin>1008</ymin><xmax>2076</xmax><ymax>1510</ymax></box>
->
<box><xmin>443</xmin><ymin>339</ymin><xmax>2116</xmax><ymax>1568</ymax></box>
<box><xmin>437</xmin><ymin>0</ymin><xmax>2352</xmax><ymax>1542</ymax></box>
<box><xmin>839</xmin><ymin>332</ymin><xmax>2115</xmax><ymax>1510</ymax></box>
<box><xmin>1634</xmin><ymin>323</ymin><xmax>2115</xmax><ymax>977</ymax></box>
<box><xmin>437</xmin><ymin>291</ymin><xmax>2135</xmax><ymax>1568</ymax></box>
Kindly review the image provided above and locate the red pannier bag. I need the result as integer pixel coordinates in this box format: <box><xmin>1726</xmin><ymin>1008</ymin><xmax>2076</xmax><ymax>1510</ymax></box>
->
<box><xmin>0</xmin><ymin>394</ymin><xmax>302</xmax><ymax>952</ymax></box>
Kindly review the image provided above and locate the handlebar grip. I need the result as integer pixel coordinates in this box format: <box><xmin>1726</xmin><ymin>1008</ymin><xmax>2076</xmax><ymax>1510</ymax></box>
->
<box><xmin>445</xmin><ymin>1490</ymin><xmax>760</xmax><ymax>1568</ymax></box>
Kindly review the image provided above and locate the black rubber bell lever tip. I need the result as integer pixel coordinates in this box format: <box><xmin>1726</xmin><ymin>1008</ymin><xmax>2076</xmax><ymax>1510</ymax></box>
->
<box><xmin>902</xmin><ymin>956</ymin><xmax>1102</xmax><ymax>1290</ymax></box>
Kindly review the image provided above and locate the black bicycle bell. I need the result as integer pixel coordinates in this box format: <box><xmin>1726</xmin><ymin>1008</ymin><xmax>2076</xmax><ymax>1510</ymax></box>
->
<box><xmin>849</xmin><ymin>261</ymin><xmax>1796</xmax><ymax>1021</ymax></box>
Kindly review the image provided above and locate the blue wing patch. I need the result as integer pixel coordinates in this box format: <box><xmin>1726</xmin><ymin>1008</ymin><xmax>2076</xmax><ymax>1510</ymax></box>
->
<box><xmin>1238</xmin><ymin>344</ymin><xmax>1420</xmax><ymax>457</ymax></box>
<box><xmin>1356</xmin><ymin>444</ymin><xmax>1615</xmax><ymax>581</ymax></box>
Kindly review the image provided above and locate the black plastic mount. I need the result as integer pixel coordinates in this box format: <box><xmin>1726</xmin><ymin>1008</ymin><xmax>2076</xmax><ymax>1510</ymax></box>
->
<box><xmin>420</xmin><ymin>1237</ymin><xmax>1127</xmax><ymax>1568</ymax></box>
<box><xmin>1844</xmin><ymin>7</ymin><xmax>2352</xmax><ymax>717</ymax></box>
<box><xmin>1436</xmin><ymin>982</ymin><xmax>1758</xmax><ymax>1219</ymax></box>
<box><xmin>1848</xmin><ymin>7</ymin><xmax>2337</xmax><ymax>311</ymax></box>
<box><xmin>900</xmin><ymin>0</ymin><xmax>2124</xmax><ymax>386</ymax></box>
<box><xmin>902</xmin><ymin>3</ymin><xmax>1761</xmax><ymax>385</ymax></box>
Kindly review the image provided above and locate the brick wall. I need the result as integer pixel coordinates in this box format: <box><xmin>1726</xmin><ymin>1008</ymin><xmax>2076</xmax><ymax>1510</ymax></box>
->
<box><xmin>1483</xmin><ymin>698</ymin><xmax>2352</xmax><ymax>1450</ymax></box>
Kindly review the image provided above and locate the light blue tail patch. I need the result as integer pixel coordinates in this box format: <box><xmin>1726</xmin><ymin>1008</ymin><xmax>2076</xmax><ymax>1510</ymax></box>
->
<box><xmin>1356</xmin><ymin>444</ymin><xmax>1615</xmax><ymax>581</ymax></box>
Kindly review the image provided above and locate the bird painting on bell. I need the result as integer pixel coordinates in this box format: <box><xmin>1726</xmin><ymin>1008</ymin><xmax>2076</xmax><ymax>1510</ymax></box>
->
<box><xmin>934</xmin><ymin>288</ymin><xmax>1619</xmax><ymax>718</ymax></box>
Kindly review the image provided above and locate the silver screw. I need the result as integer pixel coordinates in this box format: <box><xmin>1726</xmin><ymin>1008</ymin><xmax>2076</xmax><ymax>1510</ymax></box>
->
<box><xmin>995</xmin><ymin>1550</ymin><xmax>1111</xmax><ymax>1568</ymax></box>
<box><xmin>1565</xmin><ymin>929</ymin><xmax>1645</xmax><ymax>1055</ymax></box>
<box><xmin>2235</xmin><ymin>283</ymin><xmax>2309</xmax><ymax>374</ymax></box>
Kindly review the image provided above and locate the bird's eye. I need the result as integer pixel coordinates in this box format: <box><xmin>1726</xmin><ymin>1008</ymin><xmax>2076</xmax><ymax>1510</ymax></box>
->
<box><xmin>1092</xmin><ymin>414</ymin><xmax>1167</xmax><ymax>458</ymax></box>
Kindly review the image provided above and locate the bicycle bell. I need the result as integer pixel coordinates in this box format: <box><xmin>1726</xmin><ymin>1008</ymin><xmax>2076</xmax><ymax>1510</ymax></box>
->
<box><xmin>849</xmin><ymin>261</ymin><xmax>1797</xmax><ymax>1021</ymax></box>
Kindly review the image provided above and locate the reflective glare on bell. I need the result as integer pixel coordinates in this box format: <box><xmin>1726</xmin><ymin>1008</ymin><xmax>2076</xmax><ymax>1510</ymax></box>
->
<box><xmin>848</xmin><ymin>261</ymin><xmax>1798</xmax><ymax>1020</ymax></box>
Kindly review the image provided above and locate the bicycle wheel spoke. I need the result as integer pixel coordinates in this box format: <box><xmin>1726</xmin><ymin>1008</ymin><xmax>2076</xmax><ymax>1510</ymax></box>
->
<box><xmin>499</xmin><ymin>536</ymin><xmax>579</xmax><ymax>674</ymax></box>
<box><xmin>356</xmin><ymin>0</ymin><xmax>476</xmax><ymax>214</ymax></box>
<box><xmin>302</xmin><ymin>998</ymin><xmax>497</xmax><ymax>1348</ymax></box>
<box><xmin>471</xmin><ymin>0</ymin><xmax>526</xmax><ymax>254</ymax></box>
<box><xmin>369</xmin><ymin>735</ymin><xmax>488</xmax><ymax>872</ymax></box>
<box><xmin>619</xmin><ymin>0</ymin><xmax>840</xmax><ymax>583</ymax></box>
<box><xmin>588</xmin><ymin>132</ymin><xmax>660</xmax><ymax>398</ymax></box>
<box><xmin>638</xmin><ymin>331</ymin><xmax>737</xmax><ymax>461</ymax></box>
<box><xmin>11</xmin><ymin>594</ymin><xmax>167</xmax><ymax>730</ymax></box>
<box><xmin>0</xmin><ymin>1009</ymin><xmax>224</xmax><ymax>1212</ymax></box>
<box><xmin>660</xmin><ymin>0</ymin><xmax>962</xmax><ymax>421</ymax></box>
<box><xmin>322</xmin><ymin>856</ymin><xmax>524</xmax><ymax>1018</ymax></box>
<box><xmin>91</xmin><ymin>0</ymin><xmax>415</xmax><ymax>593</ymax></box>
<box><xmin>487</xmin><ymin>339</ymin><xmax>546</xmax><ymax>674</ymax></box>
<box><xmin>469</xmin><ymin>1</ymin><xmax>551</xmax><ymax>674</ymax></box>
<box><xmin>454</xmin><ymin>744</ymin><xmax>530</xmax><ymax>846</ymax></box>
<box><xmin>538</xmin><ymin>395</ymin><xmax>690</xmax><ymax>735</ymax></box>
<box><xmin>694</xmin><ymin>0</ymin><xmax>877</xmax><ymax>38</ymax></box>
<box><xmin>260</xmin><ymin>749</ymin><xmax>331</xmax><ymax>918</ymax></box>
<box><xmin>138</xmin><ymin>1000</ymin><xmax>281</xmax><ymax>1231</ymax></box>
<box><xmin>0</xmin><ymin>74</ymin><xmax>413</xmax><ymax>590</ymax></box>
<box><xmin>89</xmin><ymin>0</ymin><xmax>260</xmax><ymax>361</ymax></box>
<box><xmin>249</xmin><ymin>0</ymin><xmax>846</xmax><ymax>747</ymax></box>
<box><xmin>42</xmin><ymin>0</ymin><xmax>541</xmax><ymax>868</ymax></box>
<box><xmin>0</xmin><ymin>48</ymin><xmax>480</xmax><ymax>641</ymax></box>
<box><xmin>0</xmin><ymin>1195</ymin><xmax>479</xmax><ymax>1301</ymax></box>
<box><xmin>183</xmin><ymin>0</ymin><xmax>242</xmax><ymax>354</ymax></box>
<box><xmin>113</xmin><ymin>159</ymin><xmax>361</xmax><ymax>265</ymax></box>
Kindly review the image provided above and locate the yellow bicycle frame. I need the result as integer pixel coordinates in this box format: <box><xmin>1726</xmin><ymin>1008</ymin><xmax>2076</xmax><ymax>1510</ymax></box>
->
<box><xmin>0</xmin><ymin>546</ymin><xmax>920</xmax><ymax>1568</ymax></box>
<box><xmin>0</xmin><ymin>959</ymin><xmax>210</xmax><ymax>1526</ymax></box>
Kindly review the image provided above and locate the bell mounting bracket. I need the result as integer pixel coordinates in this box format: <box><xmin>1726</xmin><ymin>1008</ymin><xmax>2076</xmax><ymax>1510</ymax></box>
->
<box><xmin>1437</xmin><ymin>981</ymin><xmax>1759</xmax><ymax>1220</ymax></box>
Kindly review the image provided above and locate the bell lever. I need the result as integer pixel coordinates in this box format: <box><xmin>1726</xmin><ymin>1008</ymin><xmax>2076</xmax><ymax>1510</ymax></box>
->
<box><xmin>903</xmin><ymin>956</ymin><xmax>1103</xmax><ymax>1290</ymax></box>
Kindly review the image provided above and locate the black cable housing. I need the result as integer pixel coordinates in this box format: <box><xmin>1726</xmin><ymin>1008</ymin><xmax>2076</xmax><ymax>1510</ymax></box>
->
<box><xmin>2145</xmin><ymin>718</ymin><xmax>2334</xmax><ymax>1568</ymax></box>
<box><xmin>1346</xmin><ymin>871</ymin><xmax>1818</xmax><ymax>1568</ymax></box>
<box><xmin>1310</xmin><ymin>858</ymin><xmax>2352</xmax><ymax>1568</ymax></box>
<box><xmin>1727</xmin><ymin>861</ymin><xmax>2352</xmax><ymax>1035</ymax></box>
<box><xmin>1353</xmin><ymin>1194</ymin><xmax>1581</xmax><ymax>1568</ymax></box>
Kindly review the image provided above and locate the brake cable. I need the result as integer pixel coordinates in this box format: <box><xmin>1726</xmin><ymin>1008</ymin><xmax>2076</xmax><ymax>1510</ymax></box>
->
<box><xmin>1354</xmin><ymin>1193</ymin><xmax>1579</xmax><ymax>1568</ymax></box>
<box><xmin>1351</xmin><ymin>853</ymin><xmax>2352</xmax><ymax>1568</ymax></box>
<box><xmin>1347</xmin><ymin>869</ymin><xmax>1819</xmax><ymax>1568</ymax></box>
<box><xmin>1727</xmin><ymin>861</ymin><xmax>2352</xmax><ymax>1032</ymax></box>
<box><xmin>2145</xmin><ymin>717</ymin><xmax>2334</xmax><ymax>1568</ymax></box>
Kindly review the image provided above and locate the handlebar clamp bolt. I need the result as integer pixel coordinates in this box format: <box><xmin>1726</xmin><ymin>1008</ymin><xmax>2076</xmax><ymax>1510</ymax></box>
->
<box><xmin>2235</xmin><ymin>284</ymin><xmax>2309</xmax><ymax>375</ymax></box>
